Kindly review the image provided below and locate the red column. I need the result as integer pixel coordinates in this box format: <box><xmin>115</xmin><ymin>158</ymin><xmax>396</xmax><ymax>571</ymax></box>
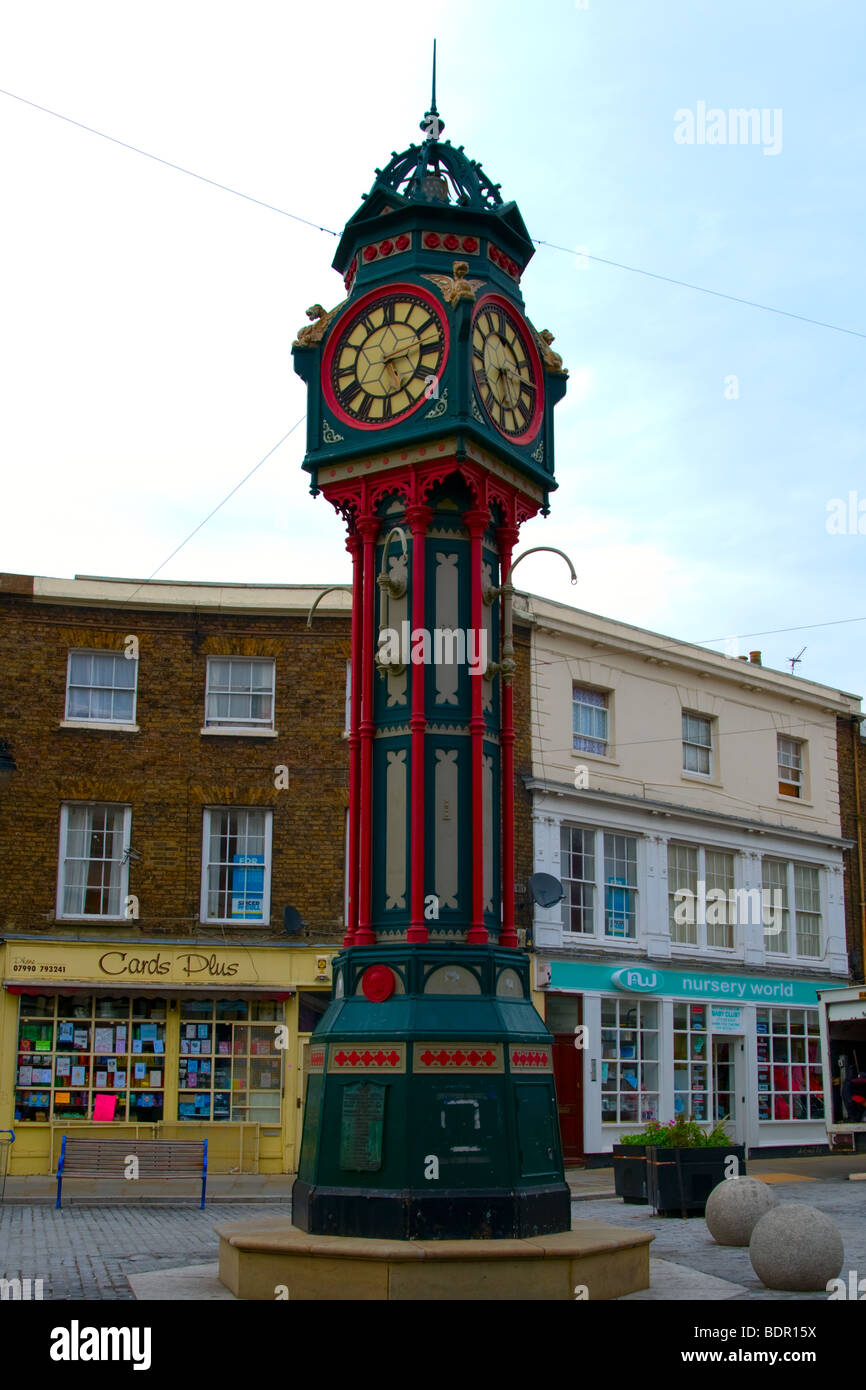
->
<box><xmin>406</xmin><ymin>504</ymin><xmax>432</xmax><ymax>943</ymax></box>
<box><xmin>356</xmin><ymin>514</ymin><xmax>380</xmax><ymax>946</ymax></box>
<box><xmin>344</xmin><ymin>532</ymin><xmax>362</xmax><ymax>946</ymax></box>
<box><xmin>465</xmin><ymin>508</ymin><xmax>489</xmax><ymax>945</ymax></box>
<box><xmin>497</xmin><ymin>524</ymin><xmax>520</xmax><ymax>949</ymax></box>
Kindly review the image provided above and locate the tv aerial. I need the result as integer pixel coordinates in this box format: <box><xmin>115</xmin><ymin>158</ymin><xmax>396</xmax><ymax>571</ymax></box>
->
<box><xmin>788</xmin><ymin>646</ymin><xmax>806</xmax><ymax>675</ymax></box>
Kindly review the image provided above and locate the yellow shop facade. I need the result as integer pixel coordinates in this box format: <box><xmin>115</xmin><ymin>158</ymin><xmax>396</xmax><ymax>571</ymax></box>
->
<box><xmin>0</xmin><ymin>937</ymin><xmax>335</xmax><ymax>1176</ymax></box>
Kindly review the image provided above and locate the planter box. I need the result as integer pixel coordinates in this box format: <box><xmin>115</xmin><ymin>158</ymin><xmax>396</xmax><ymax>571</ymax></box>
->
<box><xmin>646</xmin><ymin>1145</ymin><xmax>746</xmax><ymax>1217</ymax></box>
<box><xmin>612</xmin><ymin>1144</ymin><xmax>648</xmax><ymax>1205</ymax></box>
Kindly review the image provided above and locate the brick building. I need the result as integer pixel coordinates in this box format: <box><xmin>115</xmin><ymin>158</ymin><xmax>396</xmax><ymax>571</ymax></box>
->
<box><xmin>837</xmin><ymin>712</ymin><xmax>866</xmax><ymax>982</ymax></box>
<box><xmin>0</xmin><ymin>570</ymin><xmax>534</xmax><ymax>1175</ymax></box>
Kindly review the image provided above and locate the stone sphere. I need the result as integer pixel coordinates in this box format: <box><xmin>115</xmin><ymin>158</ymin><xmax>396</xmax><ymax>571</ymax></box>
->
<box><xmin>749</xmin><ymin>1203</ymin><xmax>844</xmax><ymax>1291</ymax></box>
<box><xmin>705</xmin><ymin>1177</ymin><xmax>779</xmax><ymax>1246</ymax></box>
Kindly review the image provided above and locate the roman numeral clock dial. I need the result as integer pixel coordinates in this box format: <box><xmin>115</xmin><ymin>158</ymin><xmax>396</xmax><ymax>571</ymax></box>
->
<box><xmin>321</xmin><ymin>284</ymin><xmax>449</xmax><ymax>430</ymax></box>
<box><xmin>471</xmin><ymin>294</ymin><xmax>544</xmax><ymax>444</ymax></box>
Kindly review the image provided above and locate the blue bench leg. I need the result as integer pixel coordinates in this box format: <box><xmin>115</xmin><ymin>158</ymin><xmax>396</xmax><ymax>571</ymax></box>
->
<box><xmin>55</xmin><ymin>1175</ymin><xmax>62</xmax><ymax>1210</ymax></box>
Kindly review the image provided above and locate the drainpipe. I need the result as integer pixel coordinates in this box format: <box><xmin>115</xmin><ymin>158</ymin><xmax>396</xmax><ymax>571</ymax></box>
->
<box><xmin>852</xmin><ymin>716</ymin><xmax>866</xmax><ymax>983</ymax></box>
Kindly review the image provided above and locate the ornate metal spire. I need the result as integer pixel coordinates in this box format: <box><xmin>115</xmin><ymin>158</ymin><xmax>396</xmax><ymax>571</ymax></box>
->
<box><xmin>419</xmin><ymin>39</ymin><xmax>444</xmax><ymax>142</ymax></box>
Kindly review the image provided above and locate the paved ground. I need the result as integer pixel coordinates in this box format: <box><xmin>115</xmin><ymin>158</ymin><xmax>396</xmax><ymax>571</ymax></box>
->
<box><xmin>0</xmin><ymin>1155</ymin><xmax>862</xmax><ymax>1300</ymax></box>
<box><xmin>0</xmin><ymin>1201</ymin><xmax>293</xmax><ymax>1300</ymax></box>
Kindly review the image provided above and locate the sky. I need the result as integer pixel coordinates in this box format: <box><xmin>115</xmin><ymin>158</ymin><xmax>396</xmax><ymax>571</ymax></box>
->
<box><xmin>1</xmin><ymin>0</ymin><xmax>864</xmax><ymax>699</ymax></box>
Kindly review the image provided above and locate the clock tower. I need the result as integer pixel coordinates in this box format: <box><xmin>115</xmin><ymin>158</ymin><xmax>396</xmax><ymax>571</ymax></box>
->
<box><xmin>291</xmin><ymin>88</ymin><xmax>572</xmax><ymax>1240</ymax></box>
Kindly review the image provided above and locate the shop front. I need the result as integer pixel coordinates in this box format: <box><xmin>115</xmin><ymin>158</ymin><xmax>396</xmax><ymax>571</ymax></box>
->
<box><xmin>0</xmin><ymin>937</ymin><xmax>335</xmax><ymax>1176</ymax></box>
<box><xmin>538</xmin><ymin>958</ymin><xmax>844</xmax><ymax>1160</ymax></box>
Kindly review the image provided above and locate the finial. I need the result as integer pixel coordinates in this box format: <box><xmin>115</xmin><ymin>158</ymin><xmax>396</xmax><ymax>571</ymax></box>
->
<box><xmin>420</xmin><ymin>38</ymin><xmax>444</xmax><ymax>141</ymax></box>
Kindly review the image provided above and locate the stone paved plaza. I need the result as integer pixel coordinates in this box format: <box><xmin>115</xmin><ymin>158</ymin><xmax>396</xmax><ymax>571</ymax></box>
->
<box><xmin>0</xmin><ymin>1172</ymin><xmax>861</xmax><ymax>1300</ymax></box>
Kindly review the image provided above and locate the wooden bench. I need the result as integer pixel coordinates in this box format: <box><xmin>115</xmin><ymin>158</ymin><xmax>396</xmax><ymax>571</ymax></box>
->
<box><xmin>55</xmin><ymin>1137</ymin><xmax>207</xmax><ymax>1208</ymax></box>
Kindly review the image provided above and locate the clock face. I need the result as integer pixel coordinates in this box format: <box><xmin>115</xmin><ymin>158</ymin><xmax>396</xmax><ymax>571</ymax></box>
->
<box><xmin>471</xmin><ymin>294</ymin><xmax>544</xmax><ymax>443</ymax></box>
<box><xmin>322</xmin><ymin>283</ymin><xmax>449</xmax><ymax>430</ymax></box>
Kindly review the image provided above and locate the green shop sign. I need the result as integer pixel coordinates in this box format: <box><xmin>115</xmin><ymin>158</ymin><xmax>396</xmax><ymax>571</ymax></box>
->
<box><xmin>548</xmin><ymin>959</ymin><xmax>833</xmax><ymax>1007</ymax></box>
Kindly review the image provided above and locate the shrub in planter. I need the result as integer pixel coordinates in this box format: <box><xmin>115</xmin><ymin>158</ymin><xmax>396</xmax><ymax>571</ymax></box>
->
<box><xmin>642</xmin><ymin>1118</ymin><xmax>746</xmax><ymax>1218</ymax></box>
<box><xmin>614</xmin><ymin>1122</ymin><xmax>672</xmax><ymax>1205</ymax></box>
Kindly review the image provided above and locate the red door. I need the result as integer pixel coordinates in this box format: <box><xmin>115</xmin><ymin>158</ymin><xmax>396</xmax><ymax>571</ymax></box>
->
<box><xmin>553</xmin><ymin>1029</ymin><xmax>584</xmax><ymax>1163</ymax></box>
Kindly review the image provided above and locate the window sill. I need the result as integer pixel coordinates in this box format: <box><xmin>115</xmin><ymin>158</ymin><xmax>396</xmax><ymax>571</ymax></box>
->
<box><xmin>56</xmin><ymin>916</ymin><xmax>131</xmax><ymax>924</ymax></box>
<box><xmin>681</xmin><ymin>772</ymin><xmax>722</xmax><ymax>788</ymax></box>
<box><xmin>200</xmin><ymin>727</ymin><xmax>279</xmax><ymax>738</ymax></box>
<box><xmin>572</xmin><ymin>749</ymin><xmax>619</xmax><ymax>766</ymax></box>
<box><xmin>59</xmin><ymin>720</ymin><xmax>139</xmax><ymax>733</ymax></box>
<box><xmin>776</xmin><ymin>794</ymin><xmax>813</xmax><ymax>808</ymax></box>
<box><xmin>199</xmin><ymin>919</ymin><xmax>271</xmax><ymax>927</ymax></box>
<box><xmin>669</xmin><ymin>944</ymin><xmax>741</xmax><ymax>958</ymax></box>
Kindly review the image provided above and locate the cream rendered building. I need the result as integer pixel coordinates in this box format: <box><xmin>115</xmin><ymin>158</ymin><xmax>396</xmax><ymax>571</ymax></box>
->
<box><xmin>522</xmin><ymin>592</ymin><xmax>861</xmax><ymax>1160</ymax></box>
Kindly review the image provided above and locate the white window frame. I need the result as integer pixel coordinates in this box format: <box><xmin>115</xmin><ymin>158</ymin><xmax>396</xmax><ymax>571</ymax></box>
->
<box><xmin>777</xmin><ymin>736</ymin><xmax>803</xmax><ymax>799</ymax></box>
<box><xmin>682</xmin><ymin>712</ymin><xmax>713</xmax><ymax>777</ymax></box>
<box><xmin>57</xmin><ymin>803</ymin><xmax>132</xmax><ymax>920</ymax></box>
<box><xmin>668</xmin><ymin>842</ymin><xmax>736</xmax><ymax>952</ymax></box>
<box><xmin>762</xmin><ymin>857</ymin><xmax>823</xmax><ymax>961</ymax></box>
<box><xmin>561</xmin><ymin>825</ymin><xmax>639</xmax><ymax>941</ymax></box>
<box><xmin>204</xmin><ymin>657</ymin><xmax>276</xmax><ymax>731</ymax></box>
<box><xmin>200</xmin><ymin>807</ymin><xmax>273</xmax><ymax>925</ymax></box>
<box><xmin>64</xmin><ymin>650</ymin><xmax>138</xmax><ymax>726</ymax></box>
<box><xmin>572</xmin><ymin>686</ymin><xmax>609</xmax><ymax>757</ymax></box>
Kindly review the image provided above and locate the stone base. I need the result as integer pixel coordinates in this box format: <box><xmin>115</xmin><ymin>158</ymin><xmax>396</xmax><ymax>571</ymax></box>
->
<box><xmin>217</xmin><ymin>1218</ymin><xmax>653</xmax><ymax>1301</ymax></box>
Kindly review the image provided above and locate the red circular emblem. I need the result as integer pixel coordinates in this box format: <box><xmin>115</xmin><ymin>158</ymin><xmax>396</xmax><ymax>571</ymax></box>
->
<box><xmin>462</xmin><ymin>236</ymin><xmax>478</xmax><ymax>253</ymax></box>
<box><xmin>395</xmin><ymin>233</ymin><xmax>410</xmax><ymax>251</ymax></box>
<box><xmin>363</xmin><ymin>245</ymin><xmax>378</xmax><ymax>262</ymax></box>
<box><xmin>379</xmin><ymin>239</ymin><xmax>394</xmax><ymax>256</ymax></box>
<box><xmin>424</xmin><ymin>232</ymin><xmax>441</xmax><ymax>248</ymax></box>
<box><xmin>443</xmin><ymin>233</ymin><xmax>459</xmax><ymax>250</ymax></box>
<box><xmin>361</xmin><ymin>966</ymin><xmax>396</xmax><ymax>1002</ymax></box>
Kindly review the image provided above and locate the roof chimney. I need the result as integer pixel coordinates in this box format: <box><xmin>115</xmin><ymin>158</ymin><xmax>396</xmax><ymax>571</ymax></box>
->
<box><xmin>749</xmin><ymin>651</ymin><xmax>762</xmax><ymax>665</ymax></box>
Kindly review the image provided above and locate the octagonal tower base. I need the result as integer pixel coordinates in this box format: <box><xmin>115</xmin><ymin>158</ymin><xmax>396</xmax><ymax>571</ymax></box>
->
<box><xmin>291</xmin><ymin>945</ymin><xmax>571</xmax><ymax>1240</ymax></box>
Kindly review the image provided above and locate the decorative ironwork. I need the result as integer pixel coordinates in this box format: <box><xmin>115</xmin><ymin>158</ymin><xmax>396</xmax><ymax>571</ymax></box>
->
<box><xmin>322</xmin><ymin>419</ymin><xmax>344</xmax><ymax>444</ymax></box>
<box><xmin>424</xmin><ymin>387</ymin><xmax>448</xmax><ymax>419</ymax></box>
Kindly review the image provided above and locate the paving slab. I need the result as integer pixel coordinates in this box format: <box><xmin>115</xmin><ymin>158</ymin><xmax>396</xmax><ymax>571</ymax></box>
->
<box><xmin>128</xmin><ymin>1262</ymin><xmax>236</xmax><ymax>1300</ymax></box>
<box><xmin>618</xmin><ymin>1257</ymin><xmax>748</xmax><ymax>1300</ymax></box>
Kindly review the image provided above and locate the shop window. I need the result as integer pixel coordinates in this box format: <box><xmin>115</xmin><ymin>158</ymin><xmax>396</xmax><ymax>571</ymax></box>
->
<box><xmin>204</xmin><ymin>657</ymin><xmax>275</xmax><ymax>729</ymax></box>
<box><xmin>57</xmin><ymin>803</ymin><xmax>131</xmax><ymax>919</ymax></box>
<box><xmin>572</xmin><ymin>686</ymin><xmax>609</xmax><ymax>756</ymax></box>
<box><xmin>201</xmin><ymin>808</ymin><xmax>272</xmax><ymax>923</ymax></box>
<box><xmin>762</xmin><ymin>858</ymin><xmax>822</xmax><ymax>960</ymax></box>
<box><xmin>177</xmin><ymin>999</ymin><xmax>283</xmax><ymax>1123</ymax></box>
<box><xmin>777</xmin><ymin>736</ymin><xmax>803</xmax><ymax>798</ymax></box>
<box><xmin>600</xmin><ymin>998</ymin><xmax>658</xmax><ymax>1125</ymax></box>
<box><xmin>668</xmin><ymin>843</ymin><xmax>736</xmax><ymax>950</ymax></box>
<box><xmin>682</xmin><ymin>712</ymin><xmax>712</xmax><ymax>776</ymax></box>
<box><xmin>756</xmin><ymin>1007</ymin><xmax>823</xmax><ymax>1121</ymax></box>
<box><xmin>673</xmin><ymin>1003</ymin><xmax>709</xmax><ymax>1122</ymax></box>
<box><xmin>14</xmin><ymin>995</ymin><xmax>166</xmax><ymax>1124</ymax></box>
<box><xmin>65</xmin><ymin>650</ymin><xmax>137</xmax><ymax>724</ymax></box>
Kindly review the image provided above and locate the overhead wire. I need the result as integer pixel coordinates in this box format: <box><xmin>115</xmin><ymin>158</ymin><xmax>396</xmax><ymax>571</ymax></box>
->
<box><xmin>2</xmin><ymin>86</ymin><xmax>862</xmax><ymax>338</ymax></box>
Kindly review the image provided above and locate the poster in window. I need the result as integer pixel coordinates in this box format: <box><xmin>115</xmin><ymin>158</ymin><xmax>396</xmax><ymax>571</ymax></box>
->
<box><xmin>231</xmin><ymin>853</ymin><xmax>265</xmax><ymax>919</ymax></box>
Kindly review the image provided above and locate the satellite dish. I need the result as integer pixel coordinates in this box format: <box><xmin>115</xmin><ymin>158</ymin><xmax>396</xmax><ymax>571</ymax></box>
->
<box><xmin>528</xmin><ymin>873</ymin><xmax>564</xmax><ymax>908</ymax></box>
<box><xmin>282</xmin><ymin>905</ymin><xmax>304</xmax><ymax>936</ymax></box>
